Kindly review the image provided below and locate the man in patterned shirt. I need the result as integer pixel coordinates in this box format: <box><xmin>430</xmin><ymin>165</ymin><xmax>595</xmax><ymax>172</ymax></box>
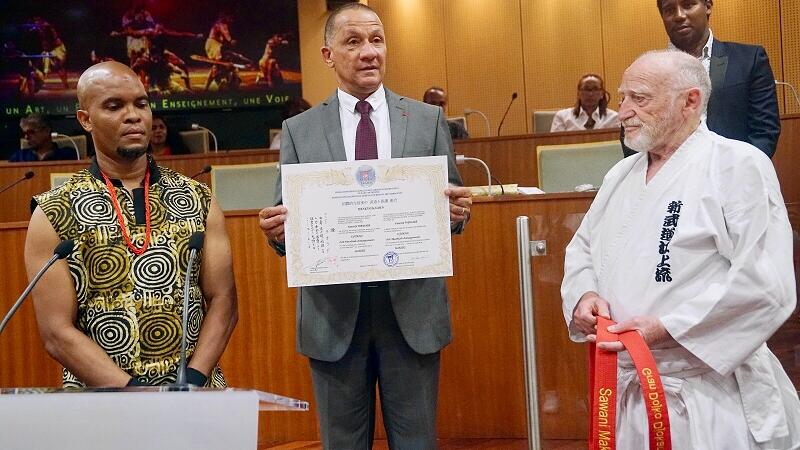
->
<box><xmin>24</xmin><ymin>61</ymin><xmax>238</xmax><ymax>388</ymax></box>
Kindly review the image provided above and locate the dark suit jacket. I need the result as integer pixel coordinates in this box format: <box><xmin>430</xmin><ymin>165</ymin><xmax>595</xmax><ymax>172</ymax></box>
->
<box><xmin>623</xmin><ymin>39</ymin><xmax>780</xmax><ymax>158</ymax></box>
<box><xmin>273</xmin><ymin>89</ymin><xmax>463</xmax><ymax>362</ymax></box>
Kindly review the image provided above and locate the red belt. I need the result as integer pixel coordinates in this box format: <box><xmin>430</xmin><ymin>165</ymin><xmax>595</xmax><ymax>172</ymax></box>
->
<box><xmin>589</xmin><ymin>316</ymin><xmax>672</xmax><ymax>450</ymax></box>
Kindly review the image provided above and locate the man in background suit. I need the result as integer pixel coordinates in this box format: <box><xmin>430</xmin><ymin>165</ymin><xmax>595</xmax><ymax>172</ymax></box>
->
<box><xmin>258</xmin><ymin>4</ymin><xmax>472</xmax><ymax>449</ymax></box>
<box><xmin>624</xmin><ymin>0</ymin><xmax>780</xmax><ymax>158</ymax></box>
<box><xmin>423</xmin><ymin>86</ymin><xmax>470</xmax><ymax>140</ymax></box>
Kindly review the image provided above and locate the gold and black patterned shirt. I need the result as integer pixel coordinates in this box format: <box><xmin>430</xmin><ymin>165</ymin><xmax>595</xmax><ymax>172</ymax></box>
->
<box><xmin>33</xmin><ymin>157</ymin><xmax>226</xmax><ymax>388</ymax></box>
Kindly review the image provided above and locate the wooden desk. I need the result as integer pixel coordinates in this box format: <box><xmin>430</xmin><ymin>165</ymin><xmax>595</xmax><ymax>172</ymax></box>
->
<box><xmin>454</xmin><ymin>129</ymin><xmax>619</xmax><ymax>188</ymax></box>
<box><xmin>455</xmin><ymin>115</ymin><xmax>800</xmax><ymax>204</ymax></box>
<box><xmin>1</xmin><ymin>114</ymin><xmax>796</xmax><ymax>222</ymax></box>
<box><xmin>0</xmin><ymin>194</ymin><xmax>798</xmax><ymax>445</ymax></box>
<box><xmin>0</xmin><ymin>150</ymin><xmax>279</xmax><ymax>223</ymax></box>
<box><xmin>0</xmin><ymin>194</ymin><xmax>592</xmax><ymax>444</ymax></box>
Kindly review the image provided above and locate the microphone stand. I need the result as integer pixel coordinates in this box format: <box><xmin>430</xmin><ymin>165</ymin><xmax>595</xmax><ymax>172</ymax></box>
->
<box><xmin>0</xmin><ymin>172</ymin><xmax>34</xmax><ymax>195</ymax></box>
<box><xmin>775</xmin><ymin>80</ymin><xmax>800</xmax><ymax>108</ymax></box>
<box><xmin>190</xmin><ymin>166</ymin><xmax>212</xmax><ymax>179</ymax></box>
<box><xmin>176</xmin><ymin>232</ymin><xmax>205</xmax><ymax>387</ymax></box>
<box><xmin>464</xmin><ymin>109</ymin><xmax>492</xmax><ymax>137</ymax></box>
<box><xmin>52</xmin><ymin>133</ymin><xmax>81</xmax><ymax>160</ymax></box>
<box><xmin>0</xmin><ymin>240</ymin><xmax>74</xmax><ymax>338</ymax></box>
<box><xmin>191</xmin><ymin>124</ymin><xmax>219</xmax><ymax>153</ymax></box>
<box><xmin>497</xmin><ymin>93</ymin><xmax>518</xmax><ymax>136</ymax></box>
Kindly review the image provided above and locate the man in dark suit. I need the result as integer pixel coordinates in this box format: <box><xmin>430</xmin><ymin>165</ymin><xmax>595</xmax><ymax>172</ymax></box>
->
<box><xmin>624</xmin><ymin>0</ymin><xmax>780</xmax><ymax>158</ymax></box>
<box><xmin>258</xmin><ymin>4</ymin><xmax>471</xmax><ymax>449</ymax></box>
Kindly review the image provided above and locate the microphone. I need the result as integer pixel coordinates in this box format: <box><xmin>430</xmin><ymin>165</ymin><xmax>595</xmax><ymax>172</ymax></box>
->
<box><xmin>191</xmin><ymin>124</ymin><xmax>219</xmax><ymax>153</ymax></box>
<box><xmin>456</xmin><ymin>154</ymin><xmax>498</xmax><ymax>196</ymax></box>
<box><xmin>0</xmin><ymin>240</ymin><xmax>75</xmax><ymax>338</ymax></box>
<box><xmin>51</xmin><ymin>132</ymin><xmax>81</xmax><ymax>160</ymax></box>
<box><xmin>775</xmin><ymin>80</ymin><xmax>800</xmax><ymax>108</ymax></box>
<box><xmin>190</xmin><ymin>165</ymin><xmax>212</xmax><ymax>179</ymax></box>
<box><xmin>497</xmin><ymin>92</ymin><xmax>518</xmax><ymax>136</ymax></box>
<box><xmin>0</xmin><ymin>171</ymin><xmax>35</xmax><ymax>195</ymax></box>
<box><xmin>176</xmin><ymin>232</ymin><xmax>205</xmax><ymax>386</ymax></box>
<box><xmin>464</xmin><ymin>108</ymin><xmax>491</xmax><ymax>137</ymax></box>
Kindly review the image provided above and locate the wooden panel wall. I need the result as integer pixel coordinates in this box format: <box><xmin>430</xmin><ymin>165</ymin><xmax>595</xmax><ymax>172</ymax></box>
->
<box><xmin>298</xmin><ymin>0</ymin><xmax>339</xmax><ymax>106</ymax></box>
<box><xmin>303</xmin><ymin>1</ymin><xmax>793</xmax><ymax>132</ymax></box>
<box><xmin>521</xmin><ymin>0</ymin><xmax>605</xmax><ymax>116</ymax></box>
<box><xmin>711</xmin><ymin>0</ymin><xmax>785</xmax><ymax>114</ymax></box>
<box><xmin>442</xmin><ymin>0</ymin><xmax>528</xmax><ymax>138</ymax></box>
<box><xmin>782</xmin><ymin>0</ymin><xmax>800</xmax><ymax>115</ymax></box>
<box><xmin>371</xmin><ymin>1</ymin><xmax>449</xmax><ymax>103</ymax></box>
<box><xmin>599</xmin><ymin>0</ymin><xmax>668</xmax><ymax>107</ymax></box>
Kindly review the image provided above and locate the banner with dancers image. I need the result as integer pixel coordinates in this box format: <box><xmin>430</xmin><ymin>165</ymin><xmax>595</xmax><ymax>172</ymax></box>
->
<box><xmin>0</xmin><ymin>0</ymin><xmax>301</xmax><ymax>118</ymax></box>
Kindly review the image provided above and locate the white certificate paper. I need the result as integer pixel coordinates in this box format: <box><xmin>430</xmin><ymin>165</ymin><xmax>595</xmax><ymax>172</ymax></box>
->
<box><xmin>281</xmin><ymin>156</ymin><xmax>453</xmax><ymax>287</ymax></box>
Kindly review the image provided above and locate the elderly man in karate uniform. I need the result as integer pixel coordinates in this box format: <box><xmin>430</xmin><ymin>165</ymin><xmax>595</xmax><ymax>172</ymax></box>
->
<box><xmin>562</xmin><ymin>49</ymin><xmax>800</xmax><ymax>449</ymax></box>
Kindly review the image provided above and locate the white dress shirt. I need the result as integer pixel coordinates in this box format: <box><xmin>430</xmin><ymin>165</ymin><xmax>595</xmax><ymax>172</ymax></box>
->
<box><xmin>550</xmin><ymin>107</ymin><xmax>620</xmax><ymax>132</ymax></box>
<box><xmin>338</xmin><ymin>85</ymin><xmax>392</xmax><ymax>161</ymax></box>
<box><xmin>668</xmin><ymin>29</ymin><xmax>713</xmax><ymax>75</ymax></box>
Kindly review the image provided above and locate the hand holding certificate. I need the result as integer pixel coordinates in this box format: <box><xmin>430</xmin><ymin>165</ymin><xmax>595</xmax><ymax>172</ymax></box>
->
<box><xmin>280</xmin><ymin>156</ymin><xmax>453</xmax><ymax>287</ymax></box>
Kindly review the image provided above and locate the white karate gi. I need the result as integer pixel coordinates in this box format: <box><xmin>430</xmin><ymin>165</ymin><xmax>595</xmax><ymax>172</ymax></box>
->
<box><xmin>562</xmin><ymin>123</ymin><xmax>800</xmax><ymax>449</ymax></box>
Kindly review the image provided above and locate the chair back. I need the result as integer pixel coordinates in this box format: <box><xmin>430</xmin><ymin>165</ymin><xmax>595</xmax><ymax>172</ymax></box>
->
<box><xmin>179</xmin><ymin>130</ymin><xmax>210</xmax><ymax>154</ymax></box>
<box><xmin>536</xmin><ymin>140</ymin><xmax>623</xmax><ymax>193</ymax></box>
<box><xmin>210</xmin><ymin>162</ymin><xmax>279</xmax><ymax>211</ymax></box>
<box><xmin>446</xmin><ymin>116</ymin><xmax>468</xmax><ymax>131</ymax></box>
<box><xmin>50</xmin><ymin>173</ymin><xmax>74</xmax><ymax>189</ymax></box>
<box><xmin>532</xmin><ymin>110</ymin><xmax>558</xmax><ymax>133</ymax></box>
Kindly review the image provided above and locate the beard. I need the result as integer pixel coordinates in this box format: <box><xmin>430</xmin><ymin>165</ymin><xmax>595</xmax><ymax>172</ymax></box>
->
<box><xmin>116</xmin><ymin>144</ymin><xmax>148</xmax><ymax>160</ymax></box>
<box><xmin>623</xmin><ymin>117</ymin><xmax>668</xmax><ymax>153</ymax></box>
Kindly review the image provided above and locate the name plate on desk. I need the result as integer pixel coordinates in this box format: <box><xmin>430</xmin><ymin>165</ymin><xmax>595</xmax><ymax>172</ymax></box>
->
<box><xmin>281</xmin><ymin>156</ymin><xmax>453</xmax><ymax>287</ymax></box>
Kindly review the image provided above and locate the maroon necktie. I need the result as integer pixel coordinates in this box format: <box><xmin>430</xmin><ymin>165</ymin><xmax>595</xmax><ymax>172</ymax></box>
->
<box><xmin>355</xmin><ymin>100</ymin><xmax>378</xmax><ymax>160</ymax></box>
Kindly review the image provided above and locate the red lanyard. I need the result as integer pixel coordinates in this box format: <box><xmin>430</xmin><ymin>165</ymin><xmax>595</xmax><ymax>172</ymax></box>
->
<box><xmin>100</xmin><ymin>167</ymin><xmax>151</xmax><ymax>256</ymax></box>
<box><xmin>589</xmin><ymin>316</ymin><xmax>672</xmax><ymax>450</ymax></box>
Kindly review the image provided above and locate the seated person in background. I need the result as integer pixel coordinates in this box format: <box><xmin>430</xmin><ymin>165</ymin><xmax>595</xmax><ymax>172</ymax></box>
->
<box><xmin>423</xmin><ymin>86</ymin><xmax>469</xmax><ymax>140</ymax></box>
<box><xmin>550</xmin><ymin>74</ymin><xmax>619</xmax><ymax>132</ymax></box>
<box><xmin>269</xmin><ymin>97</ymin><xmax>311</xmax><ymax>150</ymax></box>
<box><xmin>150</xmin><ymin>114</ymin><xmax>190</xmax><ymax>156</ymax></box>
<box><xmin>11</xmin><ymin>113</ymin><xmax>79</xmax><ymax>162</ymax></box>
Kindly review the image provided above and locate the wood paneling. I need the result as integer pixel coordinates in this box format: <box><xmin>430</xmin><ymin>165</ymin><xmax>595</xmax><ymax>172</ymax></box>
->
<box><xmin>299</xmin><ymin>1</ymin><xmax>790</xmax><ymax>135</ymax></box>
<box><xmin>0</xmin><ymin>194</ymin><xmax>596</xmax><ymax>443</ymax></box>
<box><xmin>2</xmin><ymin>194</ymin><xmax>799</xmax><ymax>443</ymax></box>
<box><xmin>0</xmin><ymin>150</ymin><xmax>278</xmax><ymax>223</ymax></box>
<box><xmin>370</xmin><ymin>1</ymin><xmax>449</xmax><ymax>103</ymax></box>
<box><xmin>443</xmin><ymin>0</ymin><xmax>527</xmax><ymax>137</ymax></box>
<box><xmin>774</xmin><ymin>114</ymin><xmax>800</xmax><ymax>204</ymax></box>
<box><xmin>0</xmin><ymin>114</ymin><xmax>795</xmax><ymax>223</ymax></box>
<box><xmin>520</xmin><ymin>0</ymin><xmax>605</xmax><ymax>115</ymax></box>
<box><xmin>782</xmin><ymin>0</ymin><xmax>800</xmax><ymax>114</ymax></box>
<box><xmin>599</xmin><ymin>0</ymin><xmax>667</xmax><ymax>105</ymax></box>
<box><xmin>298</xmin><ymin>0</ymin><xmax>338</xmax><ymax>106</ymax></box>
<box><xmin>454</xmin><ymin>129</ymin><xmax>619</xmax><ymax>188</ymax></box>
<box><xmin>712</xmin><ymin>0</ymin><xmax>784</xmax><ymax>114</ymax></box>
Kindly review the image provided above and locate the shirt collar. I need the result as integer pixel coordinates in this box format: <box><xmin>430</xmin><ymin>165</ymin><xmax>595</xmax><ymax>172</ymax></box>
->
<box><xmin>667</xmin><ymin>29</ymin><xmax>713</xmax><ymax>60</ymax></box>
<box><xmin>338</xmin><ymin>84</ymin><xmax>386</xmax><ymax>114</ymax></box>
<box><xmin>89</xmin><ymin>154</ymin><xmax>161</xmax><ymax>187</ymax></box>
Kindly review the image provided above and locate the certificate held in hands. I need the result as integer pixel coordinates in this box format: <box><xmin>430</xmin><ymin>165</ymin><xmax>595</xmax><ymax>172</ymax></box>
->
<box><xmin>281</xmin><ymin>155</ymin><xmax>453</xmax><ymax>287</ymax></box>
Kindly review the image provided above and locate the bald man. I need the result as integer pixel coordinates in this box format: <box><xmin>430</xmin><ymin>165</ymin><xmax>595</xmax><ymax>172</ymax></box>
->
<box><xmin>563</xmin><ymin>50</ymin><xmax>799</xmax><ymax>448</ymax></box>
<box><xmin>25</xmin><ymin>61</ymin><xmax>238</xmax><ymax>388</ymax></box>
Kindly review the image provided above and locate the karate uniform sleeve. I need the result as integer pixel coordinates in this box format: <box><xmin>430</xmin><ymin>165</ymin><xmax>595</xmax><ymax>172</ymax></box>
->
<box><xmin>660</xmin><ymin>154</ymin><xmax>796</xmax><ymax>376</ymax></box>
<box><xmin>561</xmin><ymin>204</ymin><xmax>599</xmax><ymax>342</ymax></box>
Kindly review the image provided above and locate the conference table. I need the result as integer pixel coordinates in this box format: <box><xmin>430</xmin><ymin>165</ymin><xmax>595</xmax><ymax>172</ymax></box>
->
<box><xmin>0</xmin><ymin>116</ymin><xmax>797</xmax><ymax>446</ymax></box>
